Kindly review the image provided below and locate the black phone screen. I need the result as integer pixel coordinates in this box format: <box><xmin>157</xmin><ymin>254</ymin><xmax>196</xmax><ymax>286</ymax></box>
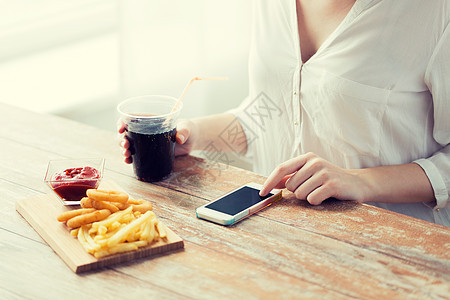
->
<box><xmin>205</xmin><ymin>186</ymin><xmax>274</xmax><ymax>215</ymax></box>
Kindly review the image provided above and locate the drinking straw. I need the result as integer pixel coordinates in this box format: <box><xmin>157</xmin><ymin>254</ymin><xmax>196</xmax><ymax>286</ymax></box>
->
<box><xmin>163</xmin><ymin>76</ymin><xmax>228</xmax><ymax>126</ymax></box>
<box><xmin>172</xmin><ymin>76</ymin><xmax>228</xmax><ymax>114</ymax></box>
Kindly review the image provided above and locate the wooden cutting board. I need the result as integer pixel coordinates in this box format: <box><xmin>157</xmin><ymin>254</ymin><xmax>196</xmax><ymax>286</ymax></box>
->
<box><xmin>15</xmin><ymin>181</ymin><xmax>184</xmax><ymax>273</ymax></box>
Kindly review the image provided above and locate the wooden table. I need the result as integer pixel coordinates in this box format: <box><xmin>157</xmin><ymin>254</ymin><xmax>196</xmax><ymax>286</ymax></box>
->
<box><xmin>1</xmin><ymin>103</ymin><xmax>449</xmax><ymax>299</ymax></box>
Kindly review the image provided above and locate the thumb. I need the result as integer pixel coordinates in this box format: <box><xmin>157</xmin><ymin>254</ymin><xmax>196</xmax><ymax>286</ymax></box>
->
<box><xmin>116</xmin><ymin>118</ymin><xmax>127</xmax><ymax>134</ymax></box>
<box><xmin>175</xmin><ymin>120</ymin><xmax>191</xmax><ymax>144</ymax></box>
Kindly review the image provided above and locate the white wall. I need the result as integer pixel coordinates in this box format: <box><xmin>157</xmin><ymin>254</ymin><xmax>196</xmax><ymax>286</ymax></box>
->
<box><xmin>0</xmin><ymin>0</ymin><xmax>253</xmax><ymax>135</ymax></box>
<box><xmin>0</xmin><ymin>0</ymin><xmax>119</xmax><ymax>116</ymax></box>
<box><xmin>119</xmin><ymin>0</ymin><xmax>253</xmax><ymax>120</ymax></box>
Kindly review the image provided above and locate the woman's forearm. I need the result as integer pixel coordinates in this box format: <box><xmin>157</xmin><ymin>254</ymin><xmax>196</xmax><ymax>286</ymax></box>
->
<box><xmin>191</xmin><ymin>113</ymin><xmax>248</xmax><ymax>154</ymax></box>
<box><xmin>354</xmin><ymin>163</ymin><xmax>435</xmax><ymax>204</ymax></box>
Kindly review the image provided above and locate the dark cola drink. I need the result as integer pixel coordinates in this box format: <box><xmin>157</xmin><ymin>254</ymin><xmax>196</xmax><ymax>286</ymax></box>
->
<box><xmin>127</xmin><ymin>128</ymin><xmax>176</xmax><ymax>182</ymax></box>
<box><xmin>117</xmin><ymin>95</ymin><xmax>182</xmax><ymax>182</ymax></box>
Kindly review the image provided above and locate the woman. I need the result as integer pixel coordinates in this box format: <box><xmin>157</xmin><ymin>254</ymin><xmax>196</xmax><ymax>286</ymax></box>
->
<box><xmin>119</xmin><ymin>0</ymin><xmax>450</xmax><ymax>226</ymax></box>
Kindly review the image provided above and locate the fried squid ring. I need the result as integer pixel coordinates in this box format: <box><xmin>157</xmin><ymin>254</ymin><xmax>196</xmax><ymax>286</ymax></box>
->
<box><xmin>111</xmin><ymin>201</ymin><xmax>130</xmax><ymax>210</ymax></box>
<box><xmin>128</xmin><ymin>199</ymin><xmax>152</xmax><ymax>214</ymax></box>
<box><xmin>80</xmin><ymin>197</ymin><xmax>94</xmax><ymax>208</ymax></box>
<box><xmin>57</xmin><ymin>208</ymin><xmax>96</xmax><ymax>222</ymax></box>
<box><xmin>66</xmin><ymin>209</ymin><xmax>111</xmax><ymax>228</ymax></box>
<box><xmin>91</xmin><ymin>199</ymin><xmax>119</xmax><ymax>213</ymax></box>
<box><xmin>87</xmin><ymin>189</ymin><xmax>129</xmax><ymax>203</ymax></box>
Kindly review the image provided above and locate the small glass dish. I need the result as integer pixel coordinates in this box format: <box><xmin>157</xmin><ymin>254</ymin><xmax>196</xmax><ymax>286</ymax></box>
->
<box><xmin>44</xmin><ymin>158</ymin><xmax>105</xmax><ymax>205</ymax></box>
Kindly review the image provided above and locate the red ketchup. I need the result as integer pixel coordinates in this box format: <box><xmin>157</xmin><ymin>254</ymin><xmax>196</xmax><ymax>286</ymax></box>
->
<box><xmin>51</xmin><ymin>166</ymin><xmax>100</xmax><ymax>201</ymax></box>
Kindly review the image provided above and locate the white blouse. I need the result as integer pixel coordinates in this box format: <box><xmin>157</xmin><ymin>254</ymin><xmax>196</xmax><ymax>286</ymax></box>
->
<box><xmin>230</xmin><ymin>0</ymin><xmax>450</xmax><ymax>226</ymax></box>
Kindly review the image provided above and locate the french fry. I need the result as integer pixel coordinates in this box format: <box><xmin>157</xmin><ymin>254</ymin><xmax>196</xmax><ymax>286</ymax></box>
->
<box><xmin>94</xmin><ymin>228</ymin><xmax>117</xmax><ymax>241</ymax></box>
<box><xmin>91</xmin><ymin>206</ymin><xmax>133</xmax><ymax>230</ymax></box>
<box><xmin>125</xmin><ymin>231</ymin><xmax>137</xmax><ymax>242</ymax></box>
<box><xmin>140</xmin><ymin>217</ymin><xmax>151</xmax><ymax>241</ymax></box>
<box><xmin>120</xmin><ymin>213</ymin><xmax>135</xmax><ymax>224</ymax></box>
<box><xmin>95</xmin><ymin>243</ymin><xmax>138</xmax><ymax>258</ymax></box>
<box><xmin>139</xmin><ymin>222</ymin><xmax>146</xmax><ymax>233</ymax></box>
<box><xmin>98</xmin><ymin>225</ymin><xmax>108</xmax><ymax>235</ymax></box>
<box><xmin>93</xmin><ymin>250</ymin><xmax>109</xmax><ymax>258</ymax></box>
<box><xmin>111</xmin><ymin>221</ymin><xmax>121</xmax><ymax>231</ymax></box>
<box><xmin>82</xmin><ymin>226</ymin><xmax>101</xmax><ymax>252</ymax></box>
<box><xmin>107</xmin><ymin>211</ymin><xmax>152</xmax><ymax>248</ymax></box>
<box><xmin>93</xmin><ymin>235</ymin><xmax>111</xmax><ymax>247</ymax></box>
<box><xmin>149</xmin><ymin>219</ymin><xmax>157</xmax><ymax>242</ymax></box>
<box><xmin>77</xmin><ymin>225</ymin><xmax>92</xmax><ymax>253</ymax></box>
<box><xmin>65</xmin><ymin>190</ymin><xmax>169</xmax><ymax>258</ymax></box>
<box><xmin>132</xmin><ymin>240</ymin><xmax>148</xmax><ymax>247</ymax></box>
<box><xmin>156</xmin><ymin>222</ymin><xmax>167</xmax><ymax>239</ymax></box>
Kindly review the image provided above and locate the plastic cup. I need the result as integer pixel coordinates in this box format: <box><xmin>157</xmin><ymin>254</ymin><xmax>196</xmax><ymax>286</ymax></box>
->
<box><xmin>117</xmin><ymin>95</ymin><xmax>182</xmax><ymax>182</ymax></box>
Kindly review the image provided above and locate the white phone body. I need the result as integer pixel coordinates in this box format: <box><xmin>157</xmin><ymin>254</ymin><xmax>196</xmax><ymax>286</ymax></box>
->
<box><xmin>196</xmin><ymin>182</ymin><xmax>282</xmax><ymax>226</ymax></box>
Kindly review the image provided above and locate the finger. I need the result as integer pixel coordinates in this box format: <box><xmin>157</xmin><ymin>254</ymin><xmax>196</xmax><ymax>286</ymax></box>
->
<box><xmin>284</xmin><ymin>160</ymin><xmax>316</xmax><ymax>192</ymax></box>
<box><xmin>117</xmin><ymin>119</ymin><xmax>127</xmax><ymax>134</ymax></box>
<box><xmin>175</xmin><ymin>132</ymin><xmax>186</xmax><ymax>144</ymax></box>
<box><xmin>273</xmin><ymin>174</ymin><xmax>294</xmax><ymax>189</ymax></box>
<box><xmin>305</xmin><ymin>185</ymin><xmax>333</xmax><ymax>206</ymax></box>
<box><xmin>124</xmin><ymin>156</ymin><xmax>133</xmax><ymax>164</ymax></box>
<box><xmin>260</xmin><ymin>155</ymin><xmax>308</xmax><ymax>196</ymax></box>
<box><xmin>123</xmin><ymin>148</ymin><xmax>131</xmax><ymax>158</ymax></box>
<box><xmin>176</xmin><ymin>123</ymin><xmax>190</xmax><ymax>145</ymax></box>
<box><xmin>122</xmin><ymin>137</ymin><xmax>130</xmax><ymax>149</ymax></box>
<box><xmin>291</xmin><ymin>172</ymin><xmax>323</xmax><ymax>201</ymax></box>
<box><xmin>117</xmin><ymin>135</ymin><xmax>130</xmax><ymax>149</ymax></box>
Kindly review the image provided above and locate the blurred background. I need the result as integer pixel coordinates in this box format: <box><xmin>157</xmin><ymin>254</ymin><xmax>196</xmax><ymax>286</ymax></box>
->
<box><xmin>0</xmin><ymin>0</ymin><xmax>252</xmax><ymax>131</ymax></box>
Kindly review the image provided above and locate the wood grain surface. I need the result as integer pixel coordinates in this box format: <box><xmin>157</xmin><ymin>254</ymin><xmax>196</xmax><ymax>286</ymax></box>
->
<box><xmin>1</xmin><ymin>103</ymin><xmax>449</xmax><ymax>300</ymax></box>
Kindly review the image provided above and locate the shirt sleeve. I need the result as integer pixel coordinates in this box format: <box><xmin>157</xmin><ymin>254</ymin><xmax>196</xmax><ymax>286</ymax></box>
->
<box><xmin>418</xmin><ymin>21</ymin><xmax>450</xmax><ymax>209</ymax></box>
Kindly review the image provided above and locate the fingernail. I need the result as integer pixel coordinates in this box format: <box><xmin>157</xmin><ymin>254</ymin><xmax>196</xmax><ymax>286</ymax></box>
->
<box><xmin>179</xmin><ymin>135</ymin><xmax>185</xmax><ymax>143</ymax></box>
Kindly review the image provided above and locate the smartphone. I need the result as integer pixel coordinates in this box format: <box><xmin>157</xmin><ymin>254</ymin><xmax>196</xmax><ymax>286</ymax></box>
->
<box><xmin>196</xmin><ymin>182</ymin><xmax>282</xmax><ymax>225</ymax></box>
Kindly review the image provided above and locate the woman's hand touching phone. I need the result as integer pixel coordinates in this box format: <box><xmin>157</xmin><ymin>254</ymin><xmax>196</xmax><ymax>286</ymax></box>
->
<box><xmin>259</xmin><ymin>152</ymin><xmax>369</xmax><ymax>205</ymax></box>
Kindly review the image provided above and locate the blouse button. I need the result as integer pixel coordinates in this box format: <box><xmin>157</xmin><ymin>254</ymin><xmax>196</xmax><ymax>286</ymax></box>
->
<box><xmin>294</xmin><ymin>121</ymin><xmax>299</xmax><ymax>126</ymax></box>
